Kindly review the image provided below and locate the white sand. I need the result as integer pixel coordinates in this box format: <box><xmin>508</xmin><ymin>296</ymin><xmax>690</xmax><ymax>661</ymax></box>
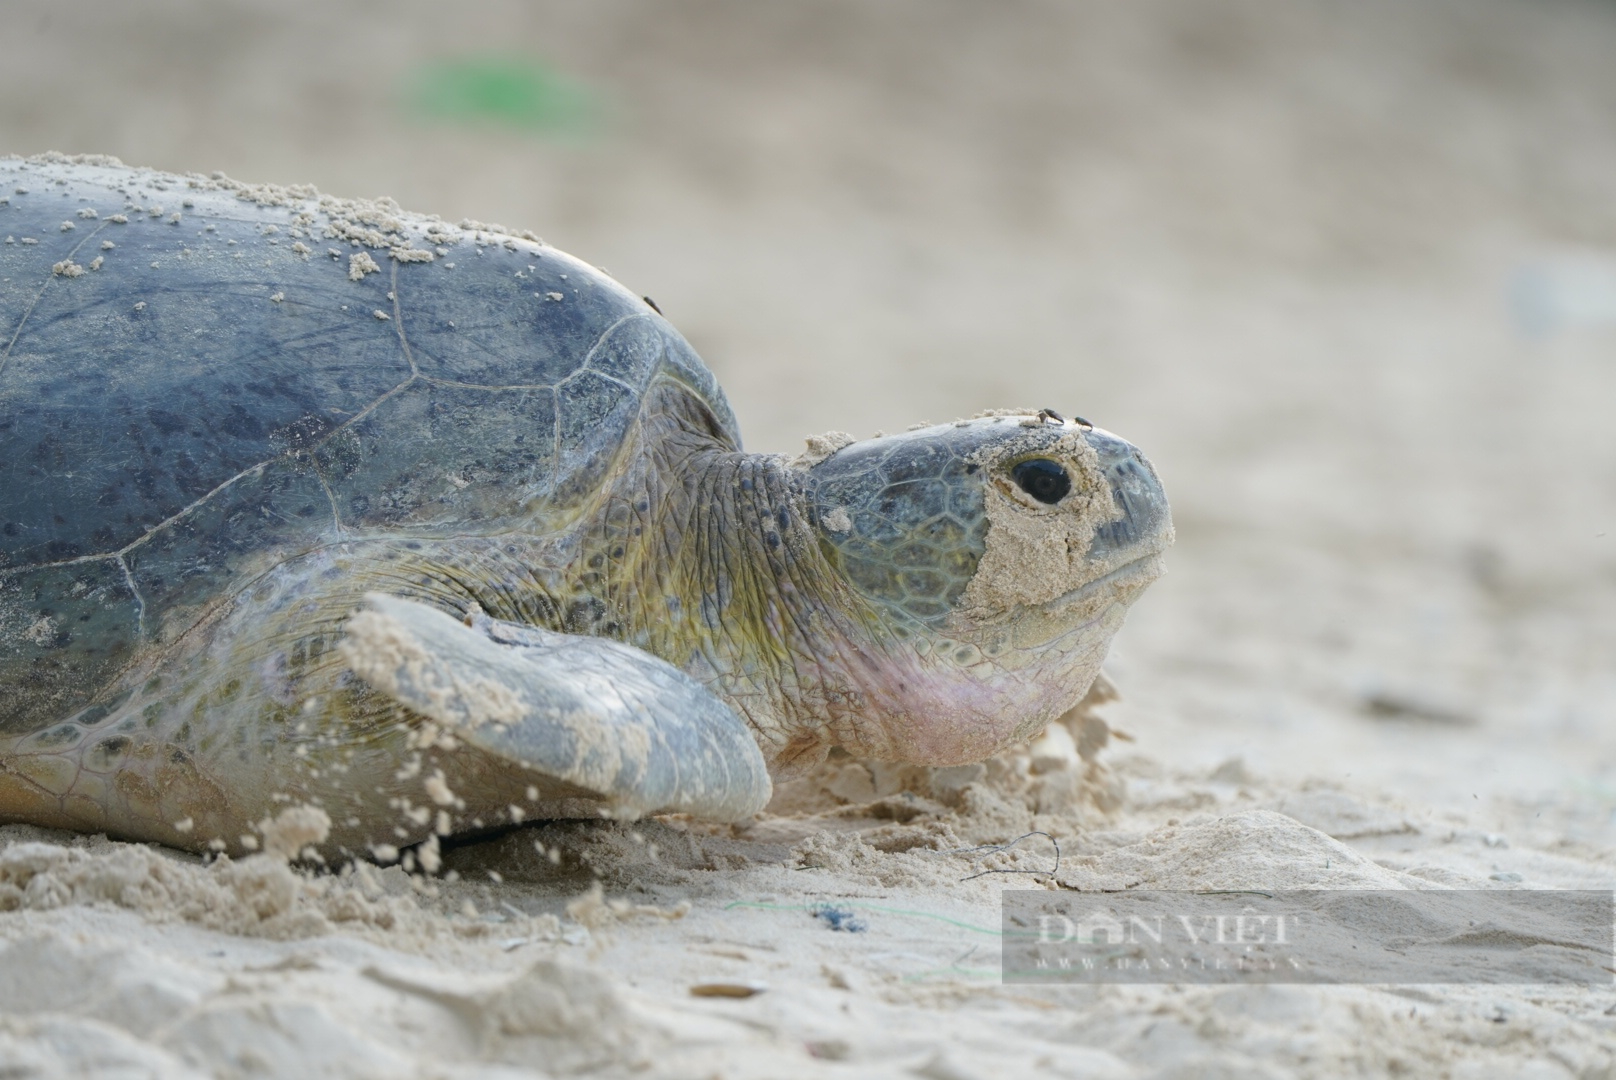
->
<box><xmin>3</xmin><ymin>1</ymin><xmax>1616</xmax><ymax>1076</ymax></box>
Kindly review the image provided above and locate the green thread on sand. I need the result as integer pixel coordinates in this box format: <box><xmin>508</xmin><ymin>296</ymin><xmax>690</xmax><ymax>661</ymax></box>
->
<box><xmin>902</xmin><ymin>965</ymin><xmax>1001</xmax><ymax>982</ymax></box>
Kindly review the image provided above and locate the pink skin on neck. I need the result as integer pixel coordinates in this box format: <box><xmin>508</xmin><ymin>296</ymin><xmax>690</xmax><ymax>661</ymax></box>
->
<box><xmin>821</xmin><ymin>600</ymin><xmax>1128</xmax><ymax>766</ymax></box>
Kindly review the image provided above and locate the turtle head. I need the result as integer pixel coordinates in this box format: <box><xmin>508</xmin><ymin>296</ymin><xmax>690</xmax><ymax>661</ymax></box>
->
<box><xmin>798</xmin><ymin>412</ymin><xmax>1172</xmax><ymax>765</ymax></box>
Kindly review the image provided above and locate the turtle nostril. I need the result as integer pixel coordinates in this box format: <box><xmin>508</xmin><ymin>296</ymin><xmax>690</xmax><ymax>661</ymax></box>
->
<box><xmin>1010</xmin><ymin>459</ymin><xmax>1071</xmax><ymax>504</ymax></box>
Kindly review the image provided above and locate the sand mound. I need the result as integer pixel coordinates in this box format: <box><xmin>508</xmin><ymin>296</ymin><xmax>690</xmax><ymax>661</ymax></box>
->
<box><xmin>0</xmin><ymin>929</ymin><xmax>667</xmax><ymax>1078</ymax></box>
<box><xmin>0</xmin><ymin>832</ymin><xmax>416</xmax><ymax>939</ymax></box>
<box><xmin>1059</xmin><ymin>809</ymin><xmax>1415</xmax><ymax>891</ymax></box>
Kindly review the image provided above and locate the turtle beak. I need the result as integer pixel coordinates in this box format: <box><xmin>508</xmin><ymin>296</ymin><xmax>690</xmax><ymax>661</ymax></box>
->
<box><xmin>1081</xmin><ymin>426</ymin><xmax>1174</xmax><ymax>565</ymax></box>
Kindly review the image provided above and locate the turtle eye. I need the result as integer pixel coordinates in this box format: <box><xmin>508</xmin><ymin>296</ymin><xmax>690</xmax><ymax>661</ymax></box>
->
<box><xmin>1011</xmin><ymin>458</ymin><xmax>1071</xmax><ymax>504</ymax></box>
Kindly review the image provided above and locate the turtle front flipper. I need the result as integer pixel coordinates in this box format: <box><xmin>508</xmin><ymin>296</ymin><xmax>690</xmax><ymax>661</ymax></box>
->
<box><xmin>339</xmin><ymin>594</ymin><xmax>771</xmax><ymax>823</ymax></box>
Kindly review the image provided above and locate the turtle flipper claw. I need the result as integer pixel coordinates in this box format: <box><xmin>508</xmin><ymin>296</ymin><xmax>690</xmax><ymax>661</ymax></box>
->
<box><xmin>340</xmin><ymin>594</ymin><xmax>771</xmax><ymax>822</ymax></box>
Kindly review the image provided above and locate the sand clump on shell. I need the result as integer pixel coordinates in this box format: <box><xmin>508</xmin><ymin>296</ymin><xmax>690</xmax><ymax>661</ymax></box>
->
<box><xmin>17</xmin><ymin>151</ymin><xmax>552</xmax><ymax>278</ymax></box>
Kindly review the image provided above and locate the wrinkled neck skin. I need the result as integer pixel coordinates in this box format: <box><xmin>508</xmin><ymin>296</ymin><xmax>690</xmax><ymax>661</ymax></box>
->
<box><xmin>570</xmin><ymin>391</ymin><xmax>1127</xmax><ymax>778</ymax></box>
<box><xmin>561</xmin><ymin>402</ymin><xmax>877</xmax><ymax>775</ymax></box>
<box><xmin>631</xmin><ymin>447</ymin><xmax>883</xmax><ymax>774</ymax></box>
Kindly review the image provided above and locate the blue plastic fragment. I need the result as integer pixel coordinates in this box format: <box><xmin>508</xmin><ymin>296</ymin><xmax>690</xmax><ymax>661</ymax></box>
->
<box><xmin>811</xmin><ymin>904</ymin><xmax>867</xmax><ymax>933</ymax></box>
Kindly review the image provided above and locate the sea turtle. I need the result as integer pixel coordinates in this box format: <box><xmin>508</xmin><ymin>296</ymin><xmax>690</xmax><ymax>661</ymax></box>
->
<box><xmin>0</xmin><ymin>154</ymin><xmax>1172</xmax><ymax>861</ymax></box>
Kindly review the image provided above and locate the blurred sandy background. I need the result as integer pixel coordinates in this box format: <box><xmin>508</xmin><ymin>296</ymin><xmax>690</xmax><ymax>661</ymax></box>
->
<box><xmin>4</xmin><ymin>2</ymin><xmax>1616</xmax><ymax>1075</ymax></box>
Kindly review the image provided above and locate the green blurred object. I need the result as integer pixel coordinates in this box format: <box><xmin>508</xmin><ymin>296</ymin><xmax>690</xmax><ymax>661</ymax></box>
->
<box><xmin>404</xmin><ymin>56</ymin><xmax>598</xmax><ymax>135</ymax></box>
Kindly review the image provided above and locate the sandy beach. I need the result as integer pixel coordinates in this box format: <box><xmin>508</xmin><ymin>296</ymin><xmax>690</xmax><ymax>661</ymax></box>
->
<box><xmin>3</xmin><ymin>1</ymin><xmax>1616</xmax><ymax>1075</ymax></box>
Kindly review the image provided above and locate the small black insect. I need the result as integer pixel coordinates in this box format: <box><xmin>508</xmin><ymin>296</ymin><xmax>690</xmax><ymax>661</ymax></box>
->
<box><xmin>642</xmin><ymin>296</ymin><xmax>663</xmax><ymax>315</ymax></box>
<box><xmin>1011</xmin><ymin>458</ymin><xmax>1071</xmax><ymax>504</ymax></box>
<box><xmin>1036</xmin><ymin>407</ymin><xmax>1093</xmax><ymax>429</ymax></box>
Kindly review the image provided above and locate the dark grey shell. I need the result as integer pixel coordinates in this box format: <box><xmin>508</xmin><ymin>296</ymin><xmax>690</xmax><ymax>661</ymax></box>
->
<box><xmin>0</xmin><ymin>155</ymin><xmax>737</xmax><ymax>734</ymax></box>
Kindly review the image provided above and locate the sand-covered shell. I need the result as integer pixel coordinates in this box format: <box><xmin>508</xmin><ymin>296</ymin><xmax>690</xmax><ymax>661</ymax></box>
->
<box><xmin>0</xmin><ymin>154</ymin><xmax>736</xmax><ymax>735</ymax></box>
